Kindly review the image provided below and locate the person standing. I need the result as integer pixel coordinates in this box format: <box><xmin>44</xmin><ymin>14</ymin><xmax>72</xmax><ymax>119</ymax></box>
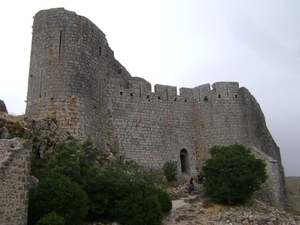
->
<box><xmin>189</xmin><ymin>177</ymin><xmax>194</xmax><ymax>195</ymax></box>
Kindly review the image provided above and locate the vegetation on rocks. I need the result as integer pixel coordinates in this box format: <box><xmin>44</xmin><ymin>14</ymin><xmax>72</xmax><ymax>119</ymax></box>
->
<box><xmin>0</xmin><ymin>113</ymin><xmax>25</xmax><ymax>138</ymax></box>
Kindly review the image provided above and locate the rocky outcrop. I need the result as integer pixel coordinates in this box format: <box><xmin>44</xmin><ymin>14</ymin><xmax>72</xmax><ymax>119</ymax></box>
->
<box><xmin>162</xmin><ymin>181</ymin><xmax>300</xmax><ymax>225</ymax></box>
<box><xmin>163</xmin><ymin>197</ymin><xmax>300</xmax><ymax>225</ymax></box>
<box><xmin>0</xmin><ymin>100</ymin><xmax>8</xmax><ymax>113</ymax></box>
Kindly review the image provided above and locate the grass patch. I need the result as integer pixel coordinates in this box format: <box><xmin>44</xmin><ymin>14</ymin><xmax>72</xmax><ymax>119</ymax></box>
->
<box><xmin>285</xmin><ymin>207</ymin><xmax>300</xmax><ymax>216</ymax></box>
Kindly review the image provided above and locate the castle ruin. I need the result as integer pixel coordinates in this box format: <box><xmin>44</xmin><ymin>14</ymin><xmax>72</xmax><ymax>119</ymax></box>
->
<box><xmin>25</xmin><ymin>8</ymin><xmax>286</xmax><ymax>208</ymax></box>
<box><xmin>0</xmin><ymin>8</ymin><xmax>287</xmax><ymax>223</ymax></box>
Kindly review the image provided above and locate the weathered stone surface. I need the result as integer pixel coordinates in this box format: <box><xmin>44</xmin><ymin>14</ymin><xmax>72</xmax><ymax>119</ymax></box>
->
<box><xmin>0</xmin><ymin>138</ymin><xmax>31</xmax><ymax>225</ymax></box>
<box><xmin>25</xmin><ymin>8</ymin><xmax>286</xmax><ymax>209</ymax></box>
<box><xmin>286</xmin><ymin>177</ymin><xmax>300</xmax><ymax>212</ymax></box>
<box><xmin>0</xmin><ymin>99</ymin><xmax>8</xmax><ymax>113</ymax></box>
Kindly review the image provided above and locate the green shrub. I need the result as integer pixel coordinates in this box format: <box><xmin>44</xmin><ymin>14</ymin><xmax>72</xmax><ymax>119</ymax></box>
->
<box><xmin>29</xmin><ymin>139</ymin><xmax>170</xmax><ymax>225</ymax></box>
<box><xmin>202</xmin><ymin>144</ymin><xmax>268</xmax><ymax>205</ymax></box>
<box><xmin>142</xmin><ymin>195</ymin><xmax>163</xmax><ymax>225</ymax></box>
<box><xmin>83</xmin><ymin>163</ymin><xmax>168</xmax><ymax>225</ymax></box>
<box><xmin>37</xmin><ymin>212</ymin><xmax>65</xmax><ymax>225</ymax></box>
<box><xmin>163</xmin><ymin>161</ymin><xmax>178</xmax><ymax>182</ymax></box>
<box><xmin>114</xmin><ymin>184</ymin><xmax>163</xmax><ymax>225</ymax></box>
<box><xmin>28</xmin><ymin>172</ymin><xmax>89</xmax><ymax>225</ymax></box>
<box><xmin>155</xmin><ymin>188</ymin><xmax>172</xmax><ymax>213</ymax></box>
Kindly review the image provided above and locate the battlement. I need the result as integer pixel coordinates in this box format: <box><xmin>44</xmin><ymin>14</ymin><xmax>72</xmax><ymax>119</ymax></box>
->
<box><xmin>108</xmin><ymin>76</ymin><xmax>241</xmax><ymax>104</ymax></box>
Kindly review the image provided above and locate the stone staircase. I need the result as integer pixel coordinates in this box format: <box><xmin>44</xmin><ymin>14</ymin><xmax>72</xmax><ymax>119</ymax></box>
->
<box><xmin>178</xmin><ymin>173</ymin><xmax>204</xmax><ymax>196</ymax></box>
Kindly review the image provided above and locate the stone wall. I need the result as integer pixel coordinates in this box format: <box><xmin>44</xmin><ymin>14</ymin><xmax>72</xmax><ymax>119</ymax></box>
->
<box><xmin>0</xmin><ymin>138</ymin><xmax>31</xmax><ymax>225</ymax></box>
<box><xmin>25</xmin><ymin>8</ymin><xmax>286</xmax><ymax>208</ymax></box>
<box><xmin>286</xmin><ymin>177</ymin><xmax>300</xmax><ymax>212</ymax></box>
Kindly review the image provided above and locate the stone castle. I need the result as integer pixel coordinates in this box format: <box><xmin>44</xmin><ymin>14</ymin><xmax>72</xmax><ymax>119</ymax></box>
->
<box><xmin>0</xmin><ymin>7</ymin><xmax>287</xmax><ymax>224</ymax></box>
<box><xmin>25</xmin><ymin>7</ymin><xmax>285</xmax><ymax>206</ymax></box>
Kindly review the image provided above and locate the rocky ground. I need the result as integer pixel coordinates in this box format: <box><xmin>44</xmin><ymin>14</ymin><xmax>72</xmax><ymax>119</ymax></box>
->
<box><xmin>92</xmin><ymin>180</ymin><xmax>300</xmax><ymax>225</ymax></box>
<box><xmin>162</xmin><ymin>179</ymin><xmax>300</xmax><ymax>225</ymax></box>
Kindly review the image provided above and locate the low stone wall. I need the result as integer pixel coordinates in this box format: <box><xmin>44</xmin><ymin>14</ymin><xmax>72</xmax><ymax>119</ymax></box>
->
<box><xmin>0</xmin><ymin>138</ymin><xmax>31</xmax><ymax>225</ymax></box>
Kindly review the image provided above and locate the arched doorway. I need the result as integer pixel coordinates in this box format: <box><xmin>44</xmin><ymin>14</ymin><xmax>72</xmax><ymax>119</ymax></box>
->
<box><xmin>180</xmin><ymin>149</ymin><xmax>190</xmax><ymax>173</ymax></box>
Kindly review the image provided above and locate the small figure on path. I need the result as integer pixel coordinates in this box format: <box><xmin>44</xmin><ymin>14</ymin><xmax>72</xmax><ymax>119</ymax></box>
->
<box><xmin>189</xmin><ymin>177</ymin><xmax>194</xmax><ymax>195</ymax></box>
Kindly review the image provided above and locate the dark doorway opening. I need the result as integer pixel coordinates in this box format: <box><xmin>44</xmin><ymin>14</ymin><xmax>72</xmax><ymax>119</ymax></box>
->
<box><xmin>180</xmin><ymin>149</ymin><xmax>189</xmax><ymax>173</ymax></box>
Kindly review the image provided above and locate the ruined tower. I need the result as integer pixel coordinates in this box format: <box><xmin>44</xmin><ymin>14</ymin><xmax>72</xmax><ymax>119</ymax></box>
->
<box><xmin>26</xmin><ymin>8</ymin><xmax>286</xmax><ymax>208</ymax></box>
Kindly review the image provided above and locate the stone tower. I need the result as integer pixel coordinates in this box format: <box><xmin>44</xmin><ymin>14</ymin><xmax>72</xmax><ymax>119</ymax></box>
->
<box><xmin>26</xmin><ymin>8</ymin><xmax>286</xmax><ymax>208</ymax></box>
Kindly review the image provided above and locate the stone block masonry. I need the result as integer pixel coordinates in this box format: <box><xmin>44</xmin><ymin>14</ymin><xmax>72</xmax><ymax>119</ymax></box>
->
<box><xmin>25</xmin><ymin>8</ymin><xmax>286</xmax><ymax>209</ymax></box>
<box><xmin>0</xmin><ymin>138</ymin><xmax>31</xmax><ymax>225</ymax></box>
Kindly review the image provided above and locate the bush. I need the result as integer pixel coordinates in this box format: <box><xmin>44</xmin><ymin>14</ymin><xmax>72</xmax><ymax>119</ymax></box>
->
<box><xmin>155</xmin><ymin>188</ymin><xmax>172</xmax><ymax>213</ymax></box>
<box><xmin>114</xmin><ymin>184</ymin><xmax>163</xmax><ymax>225</ymax></box>
<box><xmin>29</xmin><ymin>139</ymin><xmax>171</xmax><ymax>225</ymax></box>
<box><xmin>28</xmin><ymin>172</ymin><xmax>89</xmax><ymax>225</ymax></box>
<box><xmin>37</xmin><ymin>212</ymin><xmax>65</xmax><ymax>225</ymax></box>
<box><xmin>83</xmin><ymin>163</ymin><xmax>169</xmax><ymax>225</ymax></box>
<box><xmin>163</xmin><ymin>161</ymin><xmax>178</xmax><ymax>182</ymax></box>
<box><xmin>202</xmin><ymin>144</ymin><xmax>268</xmax><ymax>205</ymax></box>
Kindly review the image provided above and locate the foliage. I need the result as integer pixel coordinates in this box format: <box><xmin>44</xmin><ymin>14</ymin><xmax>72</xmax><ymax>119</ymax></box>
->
<box><xmin>163</xmin><ymin>160</ymin><xmax>178</xmax><ymax>182</ymax></box>
<box><xmin>28</xmin><ymin>172</ymin><xmax>89</xmax><ymax>225</ymax></box>
<box><xmin>29</xmin><ymin>138</ymin><xmax>171</xmax><ymax>225</ymax></box>
<box><xmin>29</xmin><ymin>139</ymin><xmax>103</xmax><ymax>224</ymax></box>
<box><xmin>36</xmin><ymin>212</ymin><xmax>65</xmax><ymax>225</ymax></box>
<box><xmin>0</xmin><ymin>117</ymin><xmax>25</xmax><ymax>138</ymax></box>
<box><xmin>44</xmin><ymin>138</ymin><xmax>107</xmax><ymax>183</ymax></box>
<box><xmin>202</xmin><ymin>144</ymin><xmax>268</xmax><ymax>205</ymax></box>
<box><xmin>113</xmin><ymin>184</ymin><xmax>163</xmax><ymax>225</ymax></box>
<box><xmin>83</xmin><ymin>162</ymin><xmax>170</xmax><ymax>225</ymax></box>
<box><xmin>30</xmin><ymin>158</ymin><xmax>48</xmax><ymax>178</ymax></box>
<box><xmin>285</xmin><ymin>207</ymin><xmax>300</xmax><ymax>216</ymax></box>
<box><xmin>155</xmin><ymin>188</ymin><xmax>172</xmax><ymax>213</ymax></box>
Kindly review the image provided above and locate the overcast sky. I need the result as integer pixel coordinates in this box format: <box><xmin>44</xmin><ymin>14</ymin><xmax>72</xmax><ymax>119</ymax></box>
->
<box><xmin>0</xmin><ymin>0</ymin><xmax>299</xmax><ymax>176</ymax></box>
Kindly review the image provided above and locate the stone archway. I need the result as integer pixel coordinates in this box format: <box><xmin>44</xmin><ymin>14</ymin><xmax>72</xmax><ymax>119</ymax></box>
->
<box><xmin>180</xmin><ymin>149</ymin><xmax>190</xmax><ymax>173</ymax></box>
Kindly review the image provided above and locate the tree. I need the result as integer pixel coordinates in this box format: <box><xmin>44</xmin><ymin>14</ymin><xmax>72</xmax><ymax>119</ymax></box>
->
<box><xmin>202</xmin><ymin>144</ymin><xmax>268</xmax><ymax>204</ymax></box>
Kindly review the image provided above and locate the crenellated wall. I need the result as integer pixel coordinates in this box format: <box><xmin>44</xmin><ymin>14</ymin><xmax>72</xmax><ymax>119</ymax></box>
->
<box><xmin>25</xmin><ymin>8</ymin><xmax>286</xmax><ymax>209</ymax></box>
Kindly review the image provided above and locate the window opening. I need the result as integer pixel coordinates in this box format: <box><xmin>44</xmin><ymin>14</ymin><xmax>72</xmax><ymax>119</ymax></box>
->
<box><xmin>59</xmin><ymin>31</ymin><xmax>62</xmax><ymax>54</ymax></box>
<box><xmin>39</xmin><ymin>70</ymin><xmax>42</xmax><ymax>98</ymax></box>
